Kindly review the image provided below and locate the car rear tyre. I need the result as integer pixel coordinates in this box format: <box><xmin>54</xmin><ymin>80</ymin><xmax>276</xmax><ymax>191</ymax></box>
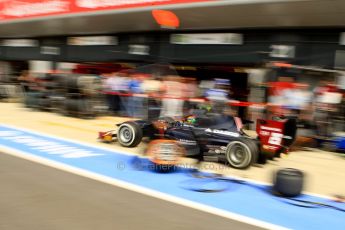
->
<box><xmin>225</xmin><ymin>139</ymin><xmax>258</xmax><ymax>169</ymax></box>
<box><xmin>117</xmin><ymin>121</ymin><xmax>143</xmax><ymax>147</ymax></box>
<box><xmin>244</xmin><ymin>139</ymin><xmax>259</xmax><ymax>164</ymax></box>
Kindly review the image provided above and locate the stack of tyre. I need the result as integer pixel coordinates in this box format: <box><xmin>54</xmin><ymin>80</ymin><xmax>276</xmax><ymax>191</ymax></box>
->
<box><xmin>24</xmin><ymin>74</ymin><xmax>57</xmax><ymax>110</ymax></box>
<box><xmin>0</xmin><ymin>75</ymin><xmax>22</xmax><ymax>101</ymax></box>
<box><xmin>0</xmin><ymin>84</ymin><xmax>22</xmax><ymax>101</ymax></box>
<box><xmin>24</xmin><ymin>92</ymin><xmax>43</xmax><ymax>108</ymax></box>
<box><xmin>59</xmin><ymin>74</ymin><xmax>105</xmax><ymax>118</ymax></box>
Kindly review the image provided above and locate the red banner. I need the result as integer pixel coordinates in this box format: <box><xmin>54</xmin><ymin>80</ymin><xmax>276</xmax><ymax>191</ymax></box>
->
<box><xmin>0</xmin><ymin>0</ymin><xmax>210</xmax><ymax>21</ymax></box>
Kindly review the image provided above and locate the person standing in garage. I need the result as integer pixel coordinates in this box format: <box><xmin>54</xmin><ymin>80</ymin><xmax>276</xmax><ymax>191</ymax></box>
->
<box><xmin>103</xmin><ymin>72</ymin><xmax>120</xmax><ymax>115</ymax></box>
<box><xmin>204</xmin><ymin>78</ymin><xmax>230</xmax><ymax>114</ymax></box>
<box><xmin>160</xmin><ymin>75</ymin><xmax>185</xmax><ymax>118</ymax></box>
<box><xmin>128</xmin><ymin>73</ymin><xmax>145</xmax><ymax>118</ymax></box>
<box><xmin>18</xmin><ymin>70</ymin><xmax>33</xmax><ymax>94</ymax></box>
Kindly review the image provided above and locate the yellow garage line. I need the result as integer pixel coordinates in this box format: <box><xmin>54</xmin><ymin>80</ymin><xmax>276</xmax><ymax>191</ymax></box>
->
<box><xmin>44</xmin><ymin>121</ymin><xmax>103</xmax><ymax>133</ymax></box>
<box><xmin>44</xmin><ymin>116</ymin><xmax>119</xmax><ymax>128</ymax></box>
<box><xmin>96</xmin><ymin>116</ymin><xmax>128</xmax><ymax>121</ymax></box>
<box><xmin>55</xmin><ymin>116</ymin><xmax>128</xmax><ymax>127</ymax></box>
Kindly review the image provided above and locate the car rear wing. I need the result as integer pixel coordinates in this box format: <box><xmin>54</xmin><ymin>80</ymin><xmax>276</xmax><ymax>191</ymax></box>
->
<box><xmin>256</xmin><ymin>118</ymin><xmax>297</xmax><ymax>154</ymax></box>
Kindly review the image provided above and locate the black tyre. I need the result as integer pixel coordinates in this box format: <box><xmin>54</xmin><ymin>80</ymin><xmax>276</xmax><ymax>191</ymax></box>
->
<box><xmin>65</xmin><ymin>98</ymin><xmax>92</xmax><ymax>116</ymax></box>
<box><xmin>225</xmin><ymin>138</ymin><xmax>259</xmax><ymax>169</ymax></box>
<box><xmin>25</xmin><ymin>92</ymin><xmax>41</xmax><ymax>109</ymax></box>
<box><xmin>321</xmin><ymin>140</ymin><xmax>337</xmax><ymax>152</ymax></box>
<box><xmin>39</xmin><ymin>98</ymin><xmax>51</xmax><ymax>110</ymax></box>
<box><xmin>117</xmin><ymin>121</ymin><xmax>143</xmax><ymax>147</ymax></box>
<box><xmin>244</xmin><ymin>138</ymin><xmax>259</xmax><ymax>164</ymax></box>
<box><xmin>77</xmin><ymin>75</ymin><xmax>102</xmax><ymax>96</ymax></box>
<box><xmin>273</xmin><ymin>168</ymin><xmax>304</xmax><ymax>197</ymax></box>
<box><xmin>66</xmin><ymin>75</ymin><xmax>80</xmax><ymax>94</ymax></box>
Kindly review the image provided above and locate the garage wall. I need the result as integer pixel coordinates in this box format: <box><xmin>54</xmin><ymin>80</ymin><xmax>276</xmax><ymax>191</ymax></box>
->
<box><xmin>0</xmin><ymin>30</ymin><xmax>344</xmax><ymax>68</ymax></box>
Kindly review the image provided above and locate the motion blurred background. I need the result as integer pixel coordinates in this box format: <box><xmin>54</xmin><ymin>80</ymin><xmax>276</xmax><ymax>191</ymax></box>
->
<box><xmin>0</xmin><ymin>1</ymin><xmax>344</xmax><ymax>229</ymax></box>
<box><xmin>0</xmin><ymin>0</ymin><xmax>344</xmax><ymax>151</ymax></box>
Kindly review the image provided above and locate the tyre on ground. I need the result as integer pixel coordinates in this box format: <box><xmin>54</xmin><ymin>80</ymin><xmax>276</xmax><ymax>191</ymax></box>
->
<box><xmin>273</xmin><ymin>168</ymin><xmax>304</xmax><ymax>197</ymax></box>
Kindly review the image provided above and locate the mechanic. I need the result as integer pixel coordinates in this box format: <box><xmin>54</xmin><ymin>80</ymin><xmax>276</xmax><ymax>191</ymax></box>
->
<box><xmin>204</xmin><ymin>78</ymin><xmax>230</xmax><ymax>114</ymax></box>
<box><xmin>17</xmin><ymin>70</ymin><xmax>34</xmax><ymax>93</ymax></box>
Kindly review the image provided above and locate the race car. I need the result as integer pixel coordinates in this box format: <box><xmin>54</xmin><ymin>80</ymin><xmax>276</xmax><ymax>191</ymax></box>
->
<box><xmin>99</xmin><ymin>113</ymin><xmax>297</xmax><ymax>169</ymax></box>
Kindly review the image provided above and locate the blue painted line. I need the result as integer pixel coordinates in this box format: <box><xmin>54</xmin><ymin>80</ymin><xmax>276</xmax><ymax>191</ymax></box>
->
<box><xmin>0</xmin><ymin>125</ymin><xmax>344</xmax><ymax>230</ymax></box>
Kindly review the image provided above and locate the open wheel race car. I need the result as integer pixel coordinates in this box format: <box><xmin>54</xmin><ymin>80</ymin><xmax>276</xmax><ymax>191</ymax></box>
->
<box><xmin>99</xmin><ymin>113</ymin><xmax>297</xmax><ymax>169</ymax></box>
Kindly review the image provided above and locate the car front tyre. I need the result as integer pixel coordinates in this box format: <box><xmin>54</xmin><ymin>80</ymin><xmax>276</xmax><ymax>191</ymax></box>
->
<box><xmin>117</xmin><ymin>122</ymin><xmax>143</xmax><ymax>147</ymax></box>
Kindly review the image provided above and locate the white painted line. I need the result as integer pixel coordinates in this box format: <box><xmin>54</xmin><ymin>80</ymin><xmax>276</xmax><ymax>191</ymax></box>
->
<box><xmin>0</xmin><ymin>123</ymin><xmax>134</xmax><ymax>156</ymax></box>
<box><xmin>0</xmin><ymin>123</ymin><xmax>334</xmax><ymax>200</ymax></box>
<box><xmin>0</xmin><ymin>145</ymin><xmax>289</xmax><ymax>230</ymax></box>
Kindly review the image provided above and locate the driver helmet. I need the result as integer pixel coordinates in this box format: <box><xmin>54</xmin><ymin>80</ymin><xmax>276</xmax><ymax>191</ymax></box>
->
<box><xmin>186</xmin><ymin>115</ymin><xmax>197</xmax><ymax>125</ymax></box>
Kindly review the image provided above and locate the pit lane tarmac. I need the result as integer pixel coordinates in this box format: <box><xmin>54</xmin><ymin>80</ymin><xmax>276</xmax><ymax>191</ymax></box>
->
<box><xmin>0</xmin><ymin>152</ymin><xmax>262</xmax><ymax>230</ymax></box>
